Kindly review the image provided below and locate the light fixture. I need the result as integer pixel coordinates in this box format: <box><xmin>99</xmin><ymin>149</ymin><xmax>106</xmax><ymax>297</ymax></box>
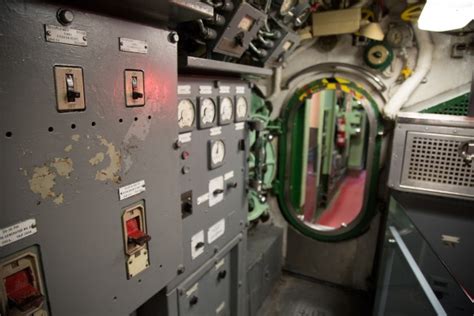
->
<box><xmin>418</xmin><ymin>0</ymin><xmax>474</xmax><ymax>32</ymax></box>
<box><xmin>359</xmin><ymin>22</ymin><xmax>384</xmax><ymax>41</ymax></box>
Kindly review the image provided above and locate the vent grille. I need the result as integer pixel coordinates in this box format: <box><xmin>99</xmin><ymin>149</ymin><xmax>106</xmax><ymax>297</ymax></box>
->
<box><xmin>400</xmin><ymin>132</ymin><xmax>474</xmax><ymax>198</ymax></box>
<box><xmin>422</xmin><ymin>93</ymin><xmax>470</xmax><ymax>116</ymax></box>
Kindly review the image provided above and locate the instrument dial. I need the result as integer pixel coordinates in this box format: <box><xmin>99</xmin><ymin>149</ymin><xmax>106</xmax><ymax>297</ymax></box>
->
<box><xmin>178</xmin><ymin>99</ymin><xmax>195</xmax><ymax>130</ymax></box>
<box><xmin>199</xmin><ymin>98</ymin><xmax>216</xmax><ymax>128</ymax></box>
<box><xmin>219</xmin><ymin>97</ymin><xmax>234</xmax><ymax>124</ymax></box>
<box><xmin>235</xmin><ymin>96</ymin><xmax>248</xmax><ymax>121</ymax></box>
<box><xmin>209</xmin><ymin>140</ymin><xmax>226</xmax><ymax>169</ymax></box>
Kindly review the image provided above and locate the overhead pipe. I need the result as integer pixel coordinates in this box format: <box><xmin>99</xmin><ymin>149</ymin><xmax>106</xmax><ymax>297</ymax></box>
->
<box><xmin>383</xmin><ymin>24</ymin><xmax>434</xmax><ymax>119</ymax></box>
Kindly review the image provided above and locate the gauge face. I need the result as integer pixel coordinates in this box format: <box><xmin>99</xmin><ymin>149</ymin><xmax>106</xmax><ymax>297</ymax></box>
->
<box><xmin>199</xmin><ymin>98</ymin><xmax>216</xmax><ymax>128</ymax></box>
<box><xmin>178</xmin><ymin>99</ymin><xmax>195</xmax><ymax>130</ymax></box>
<box><xmin>209</xmin><ymin>140</ymin><xmax>226</xmax><ymax>169</ymax></box>
<box><xmin>235</xmin><ymin>96</ymin><xmax>248</xmax><ymax>121</ymax></box>
<box><xmin>219</xmin><ymin>97</ymin><xmax>233</xmax><ymax>124</ymax></box>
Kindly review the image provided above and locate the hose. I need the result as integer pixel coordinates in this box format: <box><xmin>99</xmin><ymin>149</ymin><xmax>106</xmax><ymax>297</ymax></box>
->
<box><xmin>383</xmin><ymin>24</ymin><xmax>433</xmax><ymax>119</ymax></box>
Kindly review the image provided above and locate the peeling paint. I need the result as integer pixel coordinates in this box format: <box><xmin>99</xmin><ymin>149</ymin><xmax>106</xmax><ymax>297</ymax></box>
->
<box><xmin>29</xmin><ymin>166</ymin><xmax>56</xmax><ymax>199</ymax></box>
<box><xmin>53</xmin><ymin>193</ymin><xmax>64</xmax><ymax>205</ymax></box>
<box><xmin>122</xmin><ymin>117</ymin><xmax>152</xmax><ymax>173</ymax></box>
<box><xmin>89</xmin><ymin>152</ymin><xmax>105</xmax><ymax>166</ymax></box>
<box><xmin>51</xmin><ymin>158</ymin><xmax>74</xmax><ymax>178</ymax></box>
<box><xmin>71</xmin><ymin>134</ymin><xmax>80</xmax><ymax>142</ymax></box>
<box><xmin>95</xmin><ymin>136</ymin><xmax>121</xmax><ymax>183</ymax></box>
<box><xmin>64</xmin><ymin>145</ymin><xmax>73</xmax><ymax>152</ymax></box>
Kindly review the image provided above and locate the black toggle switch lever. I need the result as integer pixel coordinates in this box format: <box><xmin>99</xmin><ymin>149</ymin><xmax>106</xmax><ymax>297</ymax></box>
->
<box><xmin>213</xmin><ymin>189</ymin><xmax>224</xmax><ymax>196</ymax></box>
<box><xmin>227</xmin><ymin>182</ymin><xmax>238</xmax><ymax>189</ymax></box>
<box><xmin>128</xmin><ymin>234</ymin><xmax>151</xmax><ymax>246</ymax></box>
<box><xmin>131</xmin><ymin>76</ymin><xmax>143</xmax><ymax>99</ymax></box>
<box><xmin>65</xmin><ymin>74</ymin><xmax>80</xmax><ymax>102</ymax></box>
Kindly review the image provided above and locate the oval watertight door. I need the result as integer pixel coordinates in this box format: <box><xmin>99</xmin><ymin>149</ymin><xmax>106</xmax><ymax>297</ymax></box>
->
<box><xmin>276</xmin><ymin>78</ymin><xmax>383</xmax><ymax>241</ymax></box>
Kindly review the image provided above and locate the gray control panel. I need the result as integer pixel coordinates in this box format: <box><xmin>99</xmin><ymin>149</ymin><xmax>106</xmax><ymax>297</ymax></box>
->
<box><xmin>172</xmin><ymin>76</ymin><xmax>250</xmax><ymax>287</ymax></box>
<box><xmin>0</xmin><ymin>2</ymin><xmax>182</xmax><ymax>315</ymax></box>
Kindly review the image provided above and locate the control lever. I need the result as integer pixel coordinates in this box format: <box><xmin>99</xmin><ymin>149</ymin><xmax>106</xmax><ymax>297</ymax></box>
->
<box><xmin>195</xmin><ymin>241</ymin><xmax>205</xmax><ymax>249</ymax></box>
<box><xmin>65</xmin><ymin>74</ymin><xmax>80</xmax><ymax>102</ymax></box>
<box><xmin>458</xmin><ymin>141</ymin><xmax>474</xmax><ymax>166</ymax></box>
<box><xmin>213</xmin><ymin>189</ymin><xmax>224</xmax><ymax>196</ymax></box>
<box><xmin>128</xmin><ymin>233</ymin><xmax>151</xmax><ymax>246</ymax></box>
<box><xmin>227</xmin><ymin>182</ymin><xmax>238</xmax><ymax>190</ymax></box>
<box><xmin>131</xmin><ymin>76</ymin><xmax>143</xmax><ymax>99</ymax></box>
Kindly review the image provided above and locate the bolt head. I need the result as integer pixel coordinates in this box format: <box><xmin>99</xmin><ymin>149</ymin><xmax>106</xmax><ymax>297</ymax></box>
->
<box><xmin>168</xmin><ymin>32</ymin><xmax>179</xmax><ymax>44</ymax></box>
<box><xmin>57</xmin><ymin>9</ymin><xmax>74</xmax><ymax>25</ymax></box>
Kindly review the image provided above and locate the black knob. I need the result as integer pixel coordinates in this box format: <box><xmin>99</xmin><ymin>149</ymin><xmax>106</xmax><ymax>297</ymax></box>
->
<box><xmin>189</xmin><ymin>295</ymin><xmax>198</xmax><ymax>306</ymax></box>
<box><xmin>217</xmin><ymin>270</ymin><xmax>227</xmax><ymax>280</ymax></box>
<box><xmin>195</xmin><ymin>241</ymin><xmax>205</xmax><ymax>249</ymax></box>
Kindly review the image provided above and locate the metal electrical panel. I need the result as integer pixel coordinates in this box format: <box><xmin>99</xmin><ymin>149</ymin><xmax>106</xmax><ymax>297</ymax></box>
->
<box><xmin>172</xmin><ymin>76</ymin><xmax>250</xmax><ymax>288</ymax></box>
<box><xmin>0</xmin><ymin>2</ymin><xmax>182</xmax><ymax>315</ymax></box>
<box><xmin>139</xmin><ymin>234</ymin><xmax>247</xmax><ymax>316</ymax></box>
<box><xmin>388</xmin><ymin>113</ymin><xmax>474</xmax><ymax>200</ymax></box>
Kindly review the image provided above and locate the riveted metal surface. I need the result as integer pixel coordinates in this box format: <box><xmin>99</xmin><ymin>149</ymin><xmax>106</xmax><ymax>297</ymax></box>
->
<box><xmin>0</xmin><ymin>2</ymin><xmax>182</xmax><ymax>315</ymax></box>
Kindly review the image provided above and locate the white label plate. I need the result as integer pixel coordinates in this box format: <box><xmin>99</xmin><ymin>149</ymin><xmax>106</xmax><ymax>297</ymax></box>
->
<box><xmin>199</xmin><ymin>85</ymin><xmax>212</xmax><ymax>94</ymax></box>
<box><xmin>209</xmin><ymin>176</ymin><xmax>224</xmax><ymax>207</ymax></box>
<box><xmin>119</xmin><ymin>37</ymin><xmax>148</xmax><ymax>54</ymax></box>
<box><xmin>178</xmin><ymin>132</ymin><xmax>192</xmax><ymax>143</ymax></box>
<box><xmin>224</xmin><ymin>170</ymin><xmax>234</xmax><ymax>181</ymax></box>
<box><xmin>0</xmin><ymin>219</ymin><xmax>37</xmax><ymax>247</ymax></box>
<box><xmin>210</xmin><ymin>126</ymin><xmax>222</xmax><ymax>136</ymax></box>
<box><xmin>191</xmin><ymin>230</ymin><xmax>205</xmax><ymax>259</ymax></box>
<box><xmin>219</xmin><ymin>86</ymin><xmax>230</xmax><ymax>94</ymax></box>
<box><xmin>178</xmin><ymin>85</ymin><xmax>191</xmax><ymax>95</ymax></box>
<box><xmin>216</xmin><ymin>301</ymin><xmax>226</xmax><ymax>314</ymax></box>
<box><xmin>119</xmin><ymin>180</ymin><xmax>146</xmax><ymax>200</ymax></box>
<box><xmin>236</xmin><ymin>86</ymin><xmax>245</xmax><ymax>94</ymax></box>
<box><xmin>197</xmin><ymin>192</ymin><xmax>209</xmax><ymax>205</ymax></box>
<box><xmin>45</xmin><ymin>25</ymin><xmax>87</xmax><ymax>46</ymax></box>
<box><xmin>208</xmin><ymin>219</ymin><xmax>225</xmax><ymax>244</ymax></box>
<box><xmin>186</xmin><ymin>283</ymin><xmax>199</xmax><ymax>297</ymax></box>
<box><xmin>235</xmin><ymin>122</ymin><xmax>245</xmax><ymax>130</ymax></box>
<box><xmin>215</xmin><ymin>258</ymin><xmax>225</xmax><ymax>270</ymax></box>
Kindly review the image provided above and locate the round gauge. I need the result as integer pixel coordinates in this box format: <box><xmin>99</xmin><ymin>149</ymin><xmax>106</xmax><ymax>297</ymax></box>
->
<box><xmin>236</xmin><ymin>96</ymin><xmax>248</xmax><ymax>120</ymax></box>
<box><xmin>386</xmin><ymin>23</ymin><xmax>413</xmax><ymax>48</ymax></box>
<box><xmin>220</xmin><ymin>97</ymin><xmax>234</xmax><ymax>123</ymax></box>
<box><xmin>211</xmin><ymin>140</ymin><xmax>226</xmax><ymax>166</ymax></box>
<box><xmin>178</xmin><ymin>99</ymin><xmax>195</xmax><ymax>129</ymax></box>
<box><xmin>200</xmin><ymin>98</ymin><xmax>216</xmax><ymax>125</ymax></box>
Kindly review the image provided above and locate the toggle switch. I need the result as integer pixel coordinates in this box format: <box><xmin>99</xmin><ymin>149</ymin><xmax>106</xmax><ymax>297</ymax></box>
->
<box><xmin>122</xmin><ymin>202</ymin><xmax>150</xmax><ymax>279</ymax></box>
<box><xmin>125</xmin><ymin>70</ymin><xmax>145</xmax><ymax>107</ymax></box>
<box><xmin>1</xmin><ymin>247</ymin><xmax>48</xmax><ymax>315</ymax></box>
<box><xmin>227</xmin><ymin>182</ymin><xmax>238</xmax><ymax>190</ymax></box>
<box><xmin>54</xmin><ymin>66</ymin><xmax>85</xmax><ymax>112</ymax></box>
<box><xmin>126</xmin><ymin>217</ymin><xmax>151</xmax><ymax>246</ymax></box>
<box><xmin>65</xmin><ymin>74</ymin><xmax>81</xmax><ymax>102</ymax></box>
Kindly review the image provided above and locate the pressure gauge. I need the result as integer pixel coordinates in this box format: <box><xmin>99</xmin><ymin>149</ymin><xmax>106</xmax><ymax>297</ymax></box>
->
<box><xmin>219</xmin><ymin>97</ymin><xmax>234</xmax><ymax>125</ymax></box>
<box><xmin>386</xmin><ymin>23</ymin><xmax>413</xmax><ymax>48</ymax></box>
<box><xmin>209</xmin><ymin>139</ymin><xmax>226</xmax><ymax>169</ymax></box>
<box><xmin>235</xmin><ymin>96</ymin><xmax>248</xmax><ymax>122</ymax></box>
<box><xmin>178</xmin><ymin>99</ymin><xmax>195</xmax><ymax>132</ymax></box>
<box><xmin>198</xmin><ymin>97</ymin><xmax>216</xmax><ymax>129</ymax></box>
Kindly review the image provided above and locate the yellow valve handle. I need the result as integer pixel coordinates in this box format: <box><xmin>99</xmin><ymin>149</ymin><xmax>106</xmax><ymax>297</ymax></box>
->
<box><xmin>401</xmin><ymin>3</ymin><xmax>424</xmax><ymax>22</ymax></box>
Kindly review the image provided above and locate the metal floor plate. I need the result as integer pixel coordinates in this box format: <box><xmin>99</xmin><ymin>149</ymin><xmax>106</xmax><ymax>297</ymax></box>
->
<box><xmin>258</xmin><ymin>273</ymin><xmax>370</xmax><ymax>316</ymax></box>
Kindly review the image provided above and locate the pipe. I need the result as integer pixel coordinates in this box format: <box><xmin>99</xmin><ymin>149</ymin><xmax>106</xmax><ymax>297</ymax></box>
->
<box><xmin>268</xmin><ymin>66</ymin><xmax>282</xmax><ymax>101</ymax></box>
<box><xmin>383</xmin><ymin>24</ymin><xmax>434</xmax><ymax>119</ymax></box>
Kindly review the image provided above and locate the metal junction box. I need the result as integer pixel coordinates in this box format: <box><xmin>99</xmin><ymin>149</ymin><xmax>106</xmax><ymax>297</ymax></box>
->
<box><xmin>388</xmin><ymin>113</ymin><xmax>474</xmax><ymax>200</ymax></box>
<box><xmin>138</xmin><ymin>234</ymin><xmax>247</xmax><ymax>316</ymax></box>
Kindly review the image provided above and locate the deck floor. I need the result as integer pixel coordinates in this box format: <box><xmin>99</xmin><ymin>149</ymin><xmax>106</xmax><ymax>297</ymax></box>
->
<box><xmin>258</xmin><ymin>273</ymin><xmax>371</xmax><ymax>316</ymax></box>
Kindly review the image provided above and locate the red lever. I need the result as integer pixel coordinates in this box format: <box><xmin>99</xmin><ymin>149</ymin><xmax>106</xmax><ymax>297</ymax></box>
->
<box><xmin>5</xmin><ymin>268</ymin><xmax>44</xmax><ymax>311</ymax></box>
<box><xmin>126</xmin><ymin>217</ymin><xmax>151</xmax><ymax>246</ymax></box>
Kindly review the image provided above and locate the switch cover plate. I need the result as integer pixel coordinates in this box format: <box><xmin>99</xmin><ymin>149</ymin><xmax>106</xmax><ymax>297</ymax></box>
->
<box><xmin>124</xmin><ymin>70</ymin><xmax>145</xmax><ymax>107</ymax></box>
<box><xmin>54</xmin><ymin>66</ymin><xmax>85</xmax><ymax>112</ymax></box>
